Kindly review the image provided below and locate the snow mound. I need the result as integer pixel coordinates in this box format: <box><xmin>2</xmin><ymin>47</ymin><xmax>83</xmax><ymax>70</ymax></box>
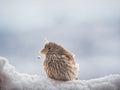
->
<box><xmin>0</xmin><ymin>57</ymin><xmax>120</xmax><ymax>90</ymax></box>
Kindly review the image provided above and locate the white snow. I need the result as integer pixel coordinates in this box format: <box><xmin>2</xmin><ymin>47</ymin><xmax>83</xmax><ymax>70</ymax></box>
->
<box><xmin>0</xmin><ymin>57</ymin><xmax>120</xmax><ymax>90</ymax></box>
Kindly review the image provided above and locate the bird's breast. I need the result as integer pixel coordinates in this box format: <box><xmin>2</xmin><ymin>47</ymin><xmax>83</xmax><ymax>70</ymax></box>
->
<box><xmin>43</xmin><ymin>54</ymin><xmax>78</xmax><ymax>81</ymax></box>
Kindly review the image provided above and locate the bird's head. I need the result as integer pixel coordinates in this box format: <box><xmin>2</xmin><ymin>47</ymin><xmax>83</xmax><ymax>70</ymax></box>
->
<box><xmin>41</xmin><ymin>42</ymin><xmax>63</xmax><ymax>54</ymax></box>
<box><xmin>41</xmin><ymin>42</ymin><xmax>73</xmax><ymax>57</ymax></box>
<box><xmin>41</xmin><ymin>42</ymin><xmax>74</xmax><ymax>60</ymax></box>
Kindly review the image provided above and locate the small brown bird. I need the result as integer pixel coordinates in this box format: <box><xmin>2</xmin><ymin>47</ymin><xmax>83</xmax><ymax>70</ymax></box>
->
<box><xmin>41</xmin><ymin>42</ymin><xmax>79</xmax><ymax>81</ymax></box>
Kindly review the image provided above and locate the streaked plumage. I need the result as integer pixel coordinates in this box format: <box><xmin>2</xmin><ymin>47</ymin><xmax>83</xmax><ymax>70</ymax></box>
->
<box><xmin>41</xmin><ymin>42</ymin><xmax>79</xmax><ymax>81</ymax></box>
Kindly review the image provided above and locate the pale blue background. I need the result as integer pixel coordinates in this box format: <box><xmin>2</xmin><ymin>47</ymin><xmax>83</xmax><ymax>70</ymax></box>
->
<box><xmin>0</xmin><ymin>0</ymin><xmax>120</xmax><ymax>80</ymax></box>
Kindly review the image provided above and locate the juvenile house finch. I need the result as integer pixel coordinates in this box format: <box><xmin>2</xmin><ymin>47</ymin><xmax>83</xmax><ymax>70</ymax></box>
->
<box><xmin>41</xmin><ymin>42</ymin><xmax>79</xmax><ymax>81</ymax></box>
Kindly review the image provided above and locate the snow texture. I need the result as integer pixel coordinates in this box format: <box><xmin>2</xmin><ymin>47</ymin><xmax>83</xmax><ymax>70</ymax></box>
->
<box><xmin>0</xmin><ymin>57</ymin><xmax>120</xmax><ymax>90</ymax></box>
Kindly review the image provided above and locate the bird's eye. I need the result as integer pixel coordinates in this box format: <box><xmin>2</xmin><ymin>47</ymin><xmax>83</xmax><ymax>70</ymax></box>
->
<box><xmin>48</xmin><ymin>47</ymin><xmax>51</xmax><ymax>50</ymax></box>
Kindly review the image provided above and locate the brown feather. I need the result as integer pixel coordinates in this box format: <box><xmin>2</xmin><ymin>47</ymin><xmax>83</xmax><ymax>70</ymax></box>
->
<box><xmin>41</xmin><ymin>42</ymin><xmax>79</xmax><ymax>81</ymax></box>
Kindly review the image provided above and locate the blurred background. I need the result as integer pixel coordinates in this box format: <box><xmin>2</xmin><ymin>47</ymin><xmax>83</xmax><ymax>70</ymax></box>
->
<box><xmin>0</xmin><ymin>0</ymin><xmax>120</xmax><ymax>80</ymax></box>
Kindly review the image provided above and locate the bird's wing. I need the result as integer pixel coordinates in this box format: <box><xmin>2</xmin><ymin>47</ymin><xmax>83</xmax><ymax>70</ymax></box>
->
<box><xmin>57</xmin><ymin>54</ymin><xmax>75</xmax><ymax>64</ymax></box>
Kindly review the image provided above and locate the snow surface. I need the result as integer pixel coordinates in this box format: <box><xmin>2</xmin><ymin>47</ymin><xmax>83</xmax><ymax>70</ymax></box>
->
<box><xmin>0</xmin><ymin>57</ymin><xmax>120</xmax><ymax>90</ymax></box>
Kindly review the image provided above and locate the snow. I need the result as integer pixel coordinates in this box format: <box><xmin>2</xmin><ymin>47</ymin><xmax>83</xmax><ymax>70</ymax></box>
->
<box><xmin>0</xmin><ymin>57</ymin><xmax>120</xmax><ymax>90</ymax></box>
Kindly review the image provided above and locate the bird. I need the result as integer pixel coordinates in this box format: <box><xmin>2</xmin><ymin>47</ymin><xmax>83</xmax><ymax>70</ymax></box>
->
<box><xmin>41</xmin><ymin>42</ymin><xmax>79</xmax><ymax>81</ymax></box>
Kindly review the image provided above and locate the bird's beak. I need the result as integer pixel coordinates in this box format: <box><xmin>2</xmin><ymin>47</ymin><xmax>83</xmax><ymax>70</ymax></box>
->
<box><xmin>41</xmin><ymin>49</ymin><xmax>47</xmax><ymax>54</ymax></box>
